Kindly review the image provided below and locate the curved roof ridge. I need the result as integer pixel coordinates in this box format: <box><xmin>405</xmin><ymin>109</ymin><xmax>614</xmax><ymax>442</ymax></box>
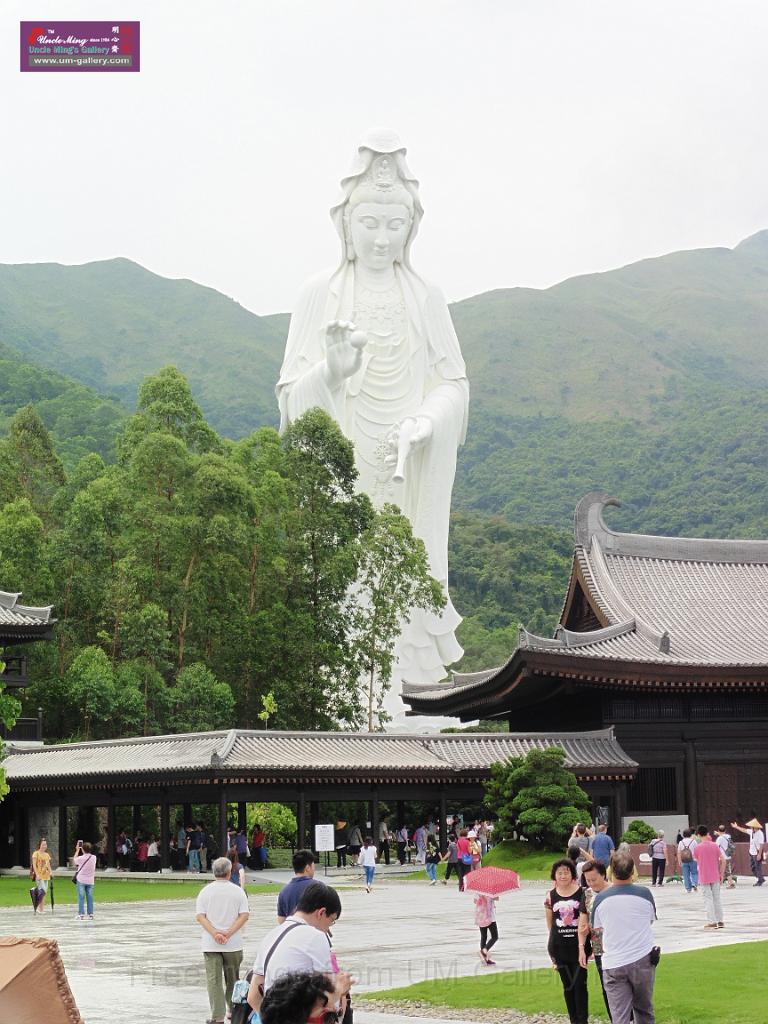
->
<box><xmin>520</xmin><ymin>619</ymin><xmax>636</xmax><ymax>650</ymax></box>
<box><xmin>574</xmin><ymin>492</ymin><xmax>768</xmax><ymax>564</ymax></box>
<box><xmin>13</xmin><ymin>603</ymin><xmax>54</xmax><ymax>622</ymax></box>
<box><xmin>0</xmin><ymin>591</ymin><xmax>21</xmax><ymax>609</ymax></box>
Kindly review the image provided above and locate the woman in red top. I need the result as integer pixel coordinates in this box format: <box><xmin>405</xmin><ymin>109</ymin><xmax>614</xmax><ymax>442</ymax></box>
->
<box><xmin>456</xmin><ymin>827</ymin><xmax>472</xmax><ymax>892</ymax></box>
<box><xmin>136</xmin><ymin>837</ymin><xmax>149</xmax><ymax>870</ymax></box>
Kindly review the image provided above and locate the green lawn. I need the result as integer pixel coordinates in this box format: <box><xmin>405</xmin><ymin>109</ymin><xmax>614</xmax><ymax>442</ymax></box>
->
<box><xmin>398</xmin><ymin>840</ymin><xmax>560</xmax><ymax>882</ymax></box>
<box><xmin>0</xmin><ymin>877</ymin><xmax>277</xmax><ymax>906</ymax></box>
<box><xmin>360</xmin><ymin>942</ymin><xmax>768</xmax><ymax>1024</ymax></box>
<box><xmin>482</xmin><ymin>840</ymin><xmax>562</xmax><ymax>879</ymax></box>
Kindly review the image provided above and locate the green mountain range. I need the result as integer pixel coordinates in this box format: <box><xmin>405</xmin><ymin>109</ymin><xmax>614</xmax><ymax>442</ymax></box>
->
<box><xmin>1</xmin><ymin>231</ymin><xmax>768</xmax><ymax>670</ymax></box>
<box><xmin>0</xmin><ymin>258</ymin><xmax>285</xmax><ymax>438</ymax></box>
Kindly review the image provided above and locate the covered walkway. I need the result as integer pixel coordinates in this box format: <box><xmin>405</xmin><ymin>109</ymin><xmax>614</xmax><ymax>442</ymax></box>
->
<box><xmin>2</xmin><ymin>728</ymin><xmax>636</xmax><ymax>867</ymax></box>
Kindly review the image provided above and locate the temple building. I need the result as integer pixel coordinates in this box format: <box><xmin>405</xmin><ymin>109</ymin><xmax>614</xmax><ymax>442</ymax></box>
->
<box><xmin>404</xmin><ymin>492</ymin><xmax>768</xmax><ymax>830</ymax></box>
<box><xmin>0</xmin><ymin>589</ymin><xmax>55</xmax><ymax>740</ymax></box>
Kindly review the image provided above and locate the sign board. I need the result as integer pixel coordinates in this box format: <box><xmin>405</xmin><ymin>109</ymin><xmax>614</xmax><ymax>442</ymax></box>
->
<box><xmin>314</xmin><ymin>823</ymin><xmax>335</xmax><ymax>852</ymax></box>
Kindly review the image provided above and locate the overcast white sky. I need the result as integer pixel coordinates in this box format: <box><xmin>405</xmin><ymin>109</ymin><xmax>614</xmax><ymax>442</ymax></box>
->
<box><xmin>3</xmin><ymin>0</ymin><xmax>767</xmax><ymax>314</ymax></box>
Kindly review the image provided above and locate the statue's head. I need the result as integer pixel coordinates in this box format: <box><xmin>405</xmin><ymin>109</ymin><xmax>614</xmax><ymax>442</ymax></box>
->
<box><xmin>331</xmin><ymin>129</ymin><xmax>424</xmax><ymax>271</ymax></box>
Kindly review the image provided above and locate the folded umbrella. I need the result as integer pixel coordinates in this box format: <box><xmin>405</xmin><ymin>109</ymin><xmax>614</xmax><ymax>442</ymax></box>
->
<box><xmin>28</xmin><ymin>887</ymin><xmax>40</xmax><ymax>912</ymax></box>
<box><xmin>462</xmin><ymin>865</ymin><xmax>520</xmax><ymax>896</ymax></box>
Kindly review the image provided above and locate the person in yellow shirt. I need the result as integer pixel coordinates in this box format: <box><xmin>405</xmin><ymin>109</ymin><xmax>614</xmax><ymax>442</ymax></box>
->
<box><xmin>32</xmin><ymin>837</ymin><xmax>52</xmax><ymax>913</ymax></box>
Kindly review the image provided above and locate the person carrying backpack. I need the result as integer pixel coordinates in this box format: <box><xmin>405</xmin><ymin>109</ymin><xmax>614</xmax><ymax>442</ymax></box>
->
<box><xmin>715</xmin><ymin>825</ymin><xmax>736</xmax><ymax>888</ymax></box>
<box><xmin>677</xmin><ymin>829</ymin><xmax>699</xmax><ymax>892</ymax></box>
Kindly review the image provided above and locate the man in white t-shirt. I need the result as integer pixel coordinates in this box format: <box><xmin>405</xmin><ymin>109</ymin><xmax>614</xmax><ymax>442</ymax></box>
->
<box><xmin>731</xmin><ymin>817</ymin><xmax>765</xmax><ymax>886</ymax></box>
<box><xmin>248</xmin><ymin>881</ymin><xmax>342</xmax><ymax>1016</ymax></box>
<box><xmin>592</xmin><ymin>851</ymin><xmax>657</xmax><ymax>1024</ymax></box>
<box><xmin>195</xmin><ymin>856</ymin><xmax>250</xmax><ymax>1024</ymax></box>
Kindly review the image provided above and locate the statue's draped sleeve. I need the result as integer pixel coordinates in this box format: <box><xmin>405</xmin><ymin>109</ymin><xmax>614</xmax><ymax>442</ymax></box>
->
<box><xmin>276</xmin><ymin>269</ymin><xmax>346</xmax><ymax>432</ymax></box>
<box><xmin>401</xmin><ymin>277</ymin><xmax>469</xmax><ymax>587</ymax></box>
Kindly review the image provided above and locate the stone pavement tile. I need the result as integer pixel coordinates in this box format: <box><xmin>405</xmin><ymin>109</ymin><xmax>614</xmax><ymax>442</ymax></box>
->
<box><xmin>1</xmin><ymin>877</ymin><xmax>765</xmax><ymax>1023</ymax></box>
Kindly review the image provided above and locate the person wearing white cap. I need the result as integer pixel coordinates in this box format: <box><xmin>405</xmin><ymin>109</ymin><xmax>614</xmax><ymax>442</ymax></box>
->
<box><xmin>730</xmin><ymin>817</ymin><xmax>765</xmax><ymax>886</ymax></box>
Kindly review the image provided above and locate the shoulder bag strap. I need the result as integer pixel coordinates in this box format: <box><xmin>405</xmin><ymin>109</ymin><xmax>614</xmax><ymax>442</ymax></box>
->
<box><xmin>263</xmin><ymin>921</ymin><xmax>304</xmax><ymax>976</ymax></box>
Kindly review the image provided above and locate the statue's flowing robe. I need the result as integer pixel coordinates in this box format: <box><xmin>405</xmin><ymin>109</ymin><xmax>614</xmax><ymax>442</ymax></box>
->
<box><xmin>277</xmin><ymin>261</ymin><xmax>469</xmax><ymax>684</ymax></box>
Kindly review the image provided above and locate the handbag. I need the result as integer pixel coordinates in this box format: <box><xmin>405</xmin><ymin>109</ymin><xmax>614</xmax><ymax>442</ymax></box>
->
<box><xmin>72</xmin><ymin>853</ymin><xmax>95</xmax><ymax>885</ymax></box>
<box><xmin>461</xmin><ymin>852</ymin><xmax>472</xmax><ymax>865</ymax></box>
<box><xmin>230</xmin><ymin>975</ymin><xmax>252</xmax><ymax>1024</ymax></box>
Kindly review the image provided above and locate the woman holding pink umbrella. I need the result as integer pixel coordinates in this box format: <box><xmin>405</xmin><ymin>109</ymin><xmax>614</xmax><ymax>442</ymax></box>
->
<box><xmin>463</xmin><ymin>864</ymin><xmax>521</xmax><ymax>966</ymax></box>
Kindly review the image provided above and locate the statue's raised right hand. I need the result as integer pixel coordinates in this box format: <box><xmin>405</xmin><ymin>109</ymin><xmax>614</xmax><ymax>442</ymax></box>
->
<box><xmin>323</xmin><ymin>320</ymin><xmax>367</xmax><ymax>386</ymax></box>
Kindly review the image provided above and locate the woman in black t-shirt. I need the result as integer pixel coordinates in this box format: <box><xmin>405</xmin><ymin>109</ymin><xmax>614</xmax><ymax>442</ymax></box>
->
<box><xmin>544</xmin><ymin>859</ymin><xmax>589</xmax><ymax>1024</ymax></box>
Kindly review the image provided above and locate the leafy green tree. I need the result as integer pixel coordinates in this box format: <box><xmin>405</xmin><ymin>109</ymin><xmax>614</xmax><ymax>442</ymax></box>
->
<box><xmin>351</xmin><ymin>504</ymin><xmax>445</xmax><ymax>730</ymax></box>
<box><xmin>258</xmin><ymin>691</ymin><xmax>278</xmax><ymax>729</ymax></box>
<box><xmin>247</xmin><ymin>802</ymin><xmax>297</xmax><ymax>849</ymax></box>
<box><xmin>484</xmin><ymin>747</ymin><xmax>591</xmax><ymax>849</ymax></box>
<box><xmin>65</xmin><ymin>646</ymin><xmax>118</xmax><ymax>741</ymax></box>
<box><xmin>279</xmin><ymin>409</ymin><xmax>374</xmax><ymax>728</ymax></box>
<box><xmin>119</xmin><ymin>365</ymin><xmax>221</xmax><ymax>458</ymax></box>
<box><xmin>167</xmin><ymin>663</ymin><xmax>235</xmax><ymax>733</ymax></box>
<box><xmin>0</xmin><ymin>497</ymin><xmax>53</xmax><ymax>601</ymax></box>
<box><xmin>0</xmin><ymin>405</ymin><xmax>66</xmax><ymax>518</ymax></box>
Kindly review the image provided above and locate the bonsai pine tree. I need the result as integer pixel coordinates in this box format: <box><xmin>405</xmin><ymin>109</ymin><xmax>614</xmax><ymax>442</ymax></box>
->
<box><xmin>484</xmin><ymin>746</ymin><xmax>591</xmax><ymax>849</ymax></box>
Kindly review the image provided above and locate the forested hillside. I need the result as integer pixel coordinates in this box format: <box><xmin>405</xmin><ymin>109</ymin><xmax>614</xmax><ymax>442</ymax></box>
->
<box><xmin>2</xmin><ymin>231</ymin><xmax>767</xmax><ymax>537</ymax></box>
<box><xmin>0</xmin><ymin>259</ymin><xmax>285</xmax><ymax>436</ymax></box>
<box><xmin>0</xmin><ymin>340</ymin><xmax>126</xmax><ymax>467</ymax></box>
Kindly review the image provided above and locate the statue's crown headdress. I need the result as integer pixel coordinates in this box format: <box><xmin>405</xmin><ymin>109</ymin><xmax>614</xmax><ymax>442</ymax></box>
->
<box><xmin>347</xmin><ymin>153</ymin><xmax>415</xmax><ymax>212</ymax></box>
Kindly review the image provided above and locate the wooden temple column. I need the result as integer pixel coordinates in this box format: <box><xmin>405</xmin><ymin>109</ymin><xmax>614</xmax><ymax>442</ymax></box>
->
<box><xmin>370</xmin><ymin>789</ymin><xmax>380</xmax><ymax>854</ymax></box>
<box><xmin>58</xmin><ymin>803</ymin><xmax>68</xmax><ymax>866</ymax></box>
<box><xmin>237</xmin><ymin>802</ymin><xmax>247</xmax><ymax>832</ymax></box>
<box><xmin>183</xmin><ymin>803</ymin><xmax>193</xmax><ymax>827</ymax></box>
<box><xmin>439</xmin><ymin>790</ymin><xmax>448</xmax><ymax>854</ymax></box>
<box><xmin>684</xmin><ymin>742</ymin><xmax>699</xmax><ymax>825</ymax></box>
<box><xmin>218</xmin><ymin>786</ymin><xmax>228</xmax><ymax>860</ymax></box>
<box><xmin>396</xmin><ymin>800</ymin><xmax>405</xmax><ymax>829</ymax></box>
<box><xmin>106</xmin><ymin>803</ymin><xmax>116</xmax><ymax>868</ymax></box>
<box><xmin>132</xmin><ymin>804</ymin><xmax>142</xmax><ymax>836</ymax></box>
<box><xmin>160</xmin><ymin>799</ymin><xmax>170</xmax><ymax>870</ymax></box>
<box><xmin>309</xmin><ymin>801</ymin><xmax>319</xmax><ymax>852</ymax></box>
<box><xmin>297</xmin><ymin>791</ymin><xmax>307</xmax><ymax>850</ymax></box>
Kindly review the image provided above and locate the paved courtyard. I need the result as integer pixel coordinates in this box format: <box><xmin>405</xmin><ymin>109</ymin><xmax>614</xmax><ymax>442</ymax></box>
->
<box><xmin>3</xmin><ymin>871</ymin><xmax>767</xmax><ymax>1023</ymax></box>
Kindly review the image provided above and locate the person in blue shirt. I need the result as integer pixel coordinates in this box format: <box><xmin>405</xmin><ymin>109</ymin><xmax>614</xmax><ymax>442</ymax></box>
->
<box><xmin>589</xmin><ymin>825</ymin><xmax>615</xmax><ymax>866</ymax></box>
<box><xmin>276</xmin><ymin>850</ymin><xmax>320</xmax><ymax>923</ymax></box>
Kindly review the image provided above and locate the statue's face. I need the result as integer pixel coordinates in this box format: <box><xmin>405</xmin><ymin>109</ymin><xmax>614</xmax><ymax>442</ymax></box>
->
<box><xmin>349</xmin><ymin>202</ymin><xmax>411</xmax><ymax>270</ymax></box>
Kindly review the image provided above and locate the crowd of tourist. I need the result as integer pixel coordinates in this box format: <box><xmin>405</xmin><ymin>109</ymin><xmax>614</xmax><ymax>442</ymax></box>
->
<box><xmin>26</xmin><ymin>810</ymin><xmax>766</xmax><ymax>1024</ymax></box>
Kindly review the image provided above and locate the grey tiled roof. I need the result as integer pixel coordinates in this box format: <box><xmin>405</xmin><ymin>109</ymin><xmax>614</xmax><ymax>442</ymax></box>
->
<box><xmin>525</xmin><ymin>492</ymin><xmax>768</xmax><ymax>666</ymax></box>
<box><xmin>403</xmin><ymin>491</ymin><xmax>768</xmax><ymax>710</ymax></box>
<box><xmin>426</xmin><ymin>730</ymin><xmax>636</xmax><ymax>771</ymax></box>
<box><xmin>0</xmin><ymin>590</ymin><xmax>54</xmax><ymax>626</ymax></box>
<box><xmin>3</xmin><ymin>727</ymin><xmax>636</xmax><ymax>782</ymax></box>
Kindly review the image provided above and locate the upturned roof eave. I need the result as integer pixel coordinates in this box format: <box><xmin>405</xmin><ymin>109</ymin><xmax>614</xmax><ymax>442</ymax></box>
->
<box><xmin>403</xmin><ymin>646</ymin><xmax>768</xmax><ymax>718</ymax></box>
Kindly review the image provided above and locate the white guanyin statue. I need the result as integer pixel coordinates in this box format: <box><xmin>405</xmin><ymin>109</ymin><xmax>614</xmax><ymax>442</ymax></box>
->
<box><xmin>277</xmin><ymin>128</ymin><xmax>469</xmax><ymax>688</ymax></box>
